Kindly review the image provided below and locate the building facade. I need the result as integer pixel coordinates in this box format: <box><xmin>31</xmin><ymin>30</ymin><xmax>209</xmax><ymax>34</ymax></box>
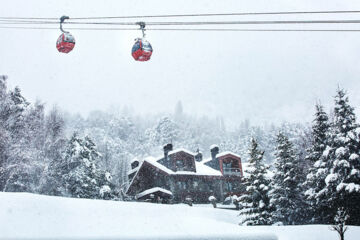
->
<box><xmin>126</xmin><ymin>144</ymin><xmax>245</xmax><ymax>203</ymax></box>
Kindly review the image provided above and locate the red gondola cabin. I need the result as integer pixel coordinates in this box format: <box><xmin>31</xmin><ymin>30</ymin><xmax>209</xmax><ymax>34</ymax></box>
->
<box><xmin>56</xmin><ymin>33</ymin><xmax>75</xmax><ymax>53</ymax></box>
<box><xmin>132</xmin><ymin>38</ymin><xmax>153</xmax><ymax>61</ymax></box>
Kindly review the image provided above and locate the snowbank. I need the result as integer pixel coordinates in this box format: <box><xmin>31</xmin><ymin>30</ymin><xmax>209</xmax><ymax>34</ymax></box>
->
<box><xmin>0</xmin><ymin>193</ymin><xmax>359</xmax><ymax>240</ymax></box>
<box><xmin>0</xmin><ymin>193</ymin><xmax>274</xmax><ymax>240</ymax></box>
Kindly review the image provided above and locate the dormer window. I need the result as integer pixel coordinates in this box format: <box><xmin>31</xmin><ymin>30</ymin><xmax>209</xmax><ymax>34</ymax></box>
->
<box><xmin>176</xmin><ymin>160</ymin><xmax>184</xmax><ymax>169</ymax></box>
<box><xmin>222</xmin><ymin>157</ymin><xmax>242</xmax><ymax>176</ymax></box>
<box><xmin>160</xmin><ymin>148</ymin><xmax>197</xmax><ymax>172</ymax></box>
<box><xmin>223</xmin><ymin>162</ymin><xmax>232</xmax><ymax>174</ymax></box>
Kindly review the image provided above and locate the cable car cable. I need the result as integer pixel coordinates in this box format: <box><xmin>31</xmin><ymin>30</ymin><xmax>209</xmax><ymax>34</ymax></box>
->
<box><xmin>4</xmin><ymin>19</ymin><xmax>360</xmax><ymax>26</ymax></box>
<box><xmin>2</xmin><ymin>25</ymin><xmax>360</xmax><ymax>32</ymax></box>
<box><xmin>3</xmin><ymin>10</ymin><xmax>360</xmax><ymax>20</ymax></box>
<box><xmin>68</xmin><ymin>10</ymin><xmax>360</xmax><ymax>20</ymax></box>
<box><xmin>70</xmin><ymin>19</ymin><xmax>360</xmax><ymax>26</ymax></box>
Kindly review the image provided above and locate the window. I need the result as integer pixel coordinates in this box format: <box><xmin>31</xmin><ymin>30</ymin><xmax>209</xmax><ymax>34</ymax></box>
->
<box><xmin>142</xmin><ymin>42</ymin><xmax>152</xmax><ymax>51</ymax></box>
<box><xmin>176</xmin><ymin>181</ymin><xmax>186</xmax><ymax>190</ymax></box>
<box><xmin>199</xmin><ymin>181</ymin><xmax>209</xmax><ymax>191</ymax></box>
<box><xmin>176</xmin><ymin>160</ymin><xmax>184</xmax><ymax>169</ymax></box>
<box><xmin>64</xmin><ymin>34</ymin><xmax>75</xmax><ymax>43</ymax></box>
<box><xmin>225</xmin><ymin>182</ymin><xmax>233</xmax><ymax>192</ymax></box>
<box><xmin>132</xmin><ymin>42</ymin><xmax>140</xmax><ymax>52</ymax></box>
<box><xmin>223</xmin><ymin>162</ymin><xmax>232</xmax><ymax>174</ymax></box>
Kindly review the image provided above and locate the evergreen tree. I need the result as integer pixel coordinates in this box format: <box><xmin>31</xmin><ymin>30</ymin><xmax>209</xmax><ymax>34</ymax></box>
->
<box><xmin>239</xmin><ymin>138</ymin><xmax>273</xmax><ymax>225</ymax></box>
<box><xmin>63</xmin><ymin>134</ymin><xmax>102</xmax><ymax>198</ymax></box>
<box><xmin>155</xmin><ymin>116</ymin><xmax>179</xmax><ymax>145</ymax></box>
<box><xmin>304</xmin><ymin>103</ymin><xmax>331</xmax><ymax>223</ymax></box>
<box><xmin>98</xmin><ymin>170</ymin><xmax>118</xmax><ymax>200</ymax></box>
<box><xmin>320</xmin><ymin>88</ymin><xmax>360</xmax><ymax>225</ymax></box>
<box><xmin>39</xmin><ymin>108</ymin><xmax>67</xmax><ymax>195</ymax></box>
<box><xmin>0</xmin><ymin>75</ymin><xmax>10</xmax><ymax>190</ymax></box>
<box><xmin>2</xmin><ymin>85</ymin><xmax>38</xmax><ymax>193</ymax></box>
<box><xmin>8</xmin><ymin>86</ymin><xmax>29</xmax><ymax>136</ymax></box>
<box><xmin>270</xmin><ymin>132</ymin><xmax>304</xmax><ymax>225</ymax></box>
<box><xmin>44</xmin><ymin>107</ymin><xmax>67</xmax><ymax>162</ymax></box>
<box><xmin>46</xmin><ymin>133</ymin><xmax>115</xmax><ymax>199</ymax></box>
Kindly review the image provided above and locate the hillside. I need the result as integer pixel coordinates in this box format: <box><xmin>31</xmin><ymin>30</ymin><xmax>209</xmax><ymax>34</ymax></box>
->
<box><xmin>1</xmin><ymin>193</ymin><xmax>359</xmax><ymax>240</ymax></box>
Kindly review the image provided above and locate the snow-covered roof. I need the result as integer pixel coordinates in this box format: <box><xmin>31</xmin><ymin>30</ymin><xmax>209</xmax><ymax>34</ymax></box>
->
<box><xmin>168</xmin><ymin>148</ymin><xmax>196</xmax><ymax>156</ymax></box>
<box><xmin>201</xmin><ymin>152</ymin><xmax>241</xmax><ymax>165</ymax></box>
<box><xmin>174</xmin><ymin>171</ymin><xmax>198</xmax><ymax>175</ymax></box>
<box><xmin>145</xmin><ymin>157</ymin><xmax>221</xmax><ymax>177</ymax></box>
<box><xmin>195</xmin><ymin>161</ymin><xmax>222</xmax><ymax>176</ymax></box>
<box><xmin>216</xmin><ymin>151</ymin><xmax>241</xmax><ymax>159</ymax></box>
<box><xmin>144</xmin><ymin>157</ymin><xmax>174</xmax><ymax>174</ymax></box>
<box><xmin>136</xmin><ymin>187</ymin><xmax>173</xmax><ymax>199</ymax></box>
<box><xmin>127</xmin><ymin>166</ymin><xmax>140</xmax><ymax>175</ymax></box>
<box><xmin>201</xmin><ymin>157</ymin><xmax>213</xmax><ymax>164</ymax></box>
<box><xmin>126</xmin><ymin>157</ymin><xmax>171</xmax><ymax>194</ymax></box>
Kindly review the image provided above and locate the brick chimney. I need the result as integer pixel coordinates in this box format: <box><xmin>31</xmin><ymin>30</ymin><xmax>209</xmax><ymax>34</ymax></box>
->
<box><xmin>210</xmin><ymin>145</ymin><xmax>219</xmax><ymax>160</ymax></box>
<box><xmin>163</xmin><ymin>143</ymin><xmax>173</xmax><ymax>161</ymax></box>
<box><xmin>131</xmin><ymin>158</ymin><xmax>140</xmax><ymax>169</ymax></box>
<box><xmin>195</xmin><ymin>148</ymin><xmax>203</xmax><ymax>162</ymax></box>
<box><xmin>210</xmin><ymin>145</ymin><xmax>220</xmax><ymax>170</ymax></box>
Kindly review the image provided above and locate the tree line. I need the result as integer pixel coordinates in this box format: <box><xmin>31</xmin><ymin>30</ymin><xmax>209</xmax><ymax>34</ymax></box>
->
<box><xmin>239</xmin><ymin>88</ymin><xmax>360</xmax><ymax>226</ymax></box>
<box><xmin>0</xmin><ymin>76</ymin><xmax>117</xmax><ymax>199</ymax></box>
<box><xmin>2</xmin><ymin>75</ymin><xmax>358</xmax><ymax>226</ymax></box>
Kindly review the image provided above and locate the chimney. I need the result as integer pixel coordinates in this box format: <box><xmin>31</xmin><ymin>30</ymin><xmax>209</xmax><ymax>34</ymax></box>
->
<box><xmin>163</xmin><ymin>143</ymin><xmax>173</xmax><ymax>160</ymax></box>
<box><xmin>210</xmin><ymin>144</ymin><xmax>219</xmax><ymax>161</ymax></box>
<box><xmin>131</xmin><ymin>158</ymin><xmax>140</xmax><ymax>169</ymax></box>
<box><xmin>195</xmin><ymin>148</ymin><xmax>203</xmax><ymax>162</ymax></box>
<box><xmin>210</xmin><ymin>145</ymin><xmax>220</xmax><ymax>170</ymax></box>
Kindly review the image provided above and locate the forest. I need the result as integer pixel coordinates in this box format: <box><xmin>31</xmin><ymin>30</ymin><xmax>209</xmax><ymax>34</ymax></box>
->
<box><xmin>0</xmin><ymin>74</ymin><xmax>359</xmax><ymax>226</ymax></box>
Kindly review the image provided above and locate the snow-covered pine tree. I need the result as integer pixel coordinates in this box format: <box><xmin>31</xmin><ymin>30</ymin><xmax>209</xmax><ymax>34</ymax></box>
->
<box><xmin>98</xmin><ymin>170</ymin><xmax>117</xmax><ymax>200</ymax></box>
<box><xmin>303</xmin><ymin>103</ymin><xmax>331</xmax><ymax>223</ymax></box>
<box><xmin>44</xmin><ymin>106</ymin><xmax>67</xmax><ymax>162</ymax></box>
<box><xmin>44</xmin><ymin>133</ymin><xmax>79</xmax><ymax>196</ymax></box>
<box><xmin>35</xmin><ymin>107</ymin><xmax>67</xmax><ymax>195</ymax></box>
<box><xmin>45</xmin><ymin>133</ymin><xmax>113</xmax><ymax>199</ymax></box>
<box><xmin>239</xmin><ymin>138</ymin><xmax>272</xmax><ymax>225</ymax></box>
<box><xmin>3</xmin><ymin>86</ymin><xmax>41</xmax><ymax>193</ymax></box>
<box><xmin>155</xmin><ymin>116</ymin><xmax>179</xmax><ymax>145</ymax></box>
<box><xmin>8</xmin><ymin>86</ymin><xmax>29</xmax><ymax>136</ymax></box>
<box><xmin>64</xmin><ymin>134</ymin><xmax>102</xmax><ymax>198</ymax></box>
<box><xmin>270</xmin><ymin>132</ymin><xmax>305</xmax><ymax>225</ymax></box>
<box><xmin>0</xmin><ymin>75</ymin><xmax>10</xmax><ymax>190</ymax></box>
<box><xmin>84</xmin><ymin>135</ymin><xmax>118</xmax><ymax>199</ymax></box>
<box><xmin>320</xmin><ymin>88</ymin><xmax>360</xmax><ymax>225</ymax></box>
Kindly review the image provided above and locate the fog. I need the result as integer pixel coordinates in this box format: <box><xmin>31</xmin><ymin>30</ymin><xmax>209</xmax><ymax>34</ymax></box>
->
<box><xmin>1</xmin><ymin>0</ymin><xmax>360</xmax><ymax>127</ymax></box>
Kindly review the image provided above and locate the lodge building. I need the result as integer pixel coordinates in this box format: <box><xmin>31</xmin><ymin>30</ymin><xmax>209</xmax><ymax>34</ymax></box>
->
<box><xmin>126</xmin><ymin>144</ymin><xmax>245</xmax><ymax>203</ymax></box>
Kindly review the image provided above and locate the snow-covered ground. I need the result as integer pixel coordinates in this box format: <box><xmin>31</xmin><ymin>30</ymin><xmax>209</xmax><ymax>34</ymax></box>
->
<box><xmin>0</xmin><ymin>193</ymin><xmax>359</xmax><ymax>240</ymax></box>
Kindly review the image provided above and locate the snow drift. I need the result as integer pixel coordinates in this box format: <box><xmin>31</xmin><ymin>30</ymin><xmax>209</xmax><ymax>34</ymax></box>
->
<box><xmin>0</xmin><ymin>193</ymin><xmax>359</xmax><ymax>240</ymax></box>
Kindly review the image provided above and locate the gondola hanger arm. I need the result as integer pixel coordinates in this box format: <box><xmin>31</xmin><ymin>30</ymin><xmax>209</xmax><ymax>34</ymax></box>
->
<box><xmin>60</xmin><ymin>15</ymin><xmax>69</xmax><ymax>33</ymax></box>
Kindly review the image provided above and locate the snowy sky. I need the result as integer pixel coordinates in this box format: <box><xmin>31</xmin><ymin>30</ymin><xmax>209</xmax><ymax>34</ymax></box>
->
<box><xmin>1</xmin><ymin>0</ymin><xmax>360</xmax><ymax>127</ymax></box>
